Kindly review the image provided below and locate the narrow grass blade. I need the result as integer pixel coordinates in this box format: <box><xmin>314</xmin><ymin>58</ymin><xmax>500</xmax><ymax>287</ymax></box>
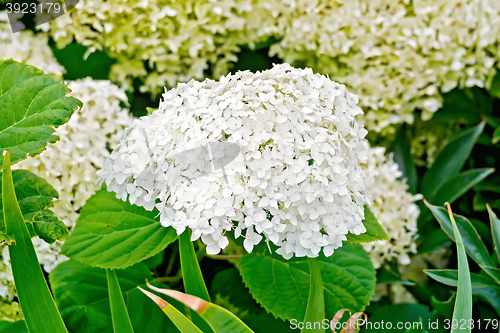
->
<box><xmin>138</xmin><ymin>287</ymin><xmax>203</xmax><ymax>333</ymax></box>
<box><xmin>145</xmin><ymin>282</ymin><xmax>254</xmax><ymax>333</ymax></box>
<box><xmin>179</xmin><ymin>229</ymin><xmax>210</xmax><ymax>301</ymax></box>
<box><xmin>107</xmin><ymin>269</ymin><xmax>135</xmax><ymax>333</ymax></box>
<box><xmin>487</xmin><ymin>204</ymin><xmax>500</xmax><ymax>264</ymax></box>
<box><xmin>446</xmin><ymin>203</ymin><xmax>472</xmax><ymax>333</ymax></box>
<box><xmin>2</xmin><ymin>151</ymin><xmax>68</xmax><ymax>333</ymax></box>
<box><xmin>302</xmin><ymin>257</ymin><xmax>325</xmax><ymax>333</ymax></box>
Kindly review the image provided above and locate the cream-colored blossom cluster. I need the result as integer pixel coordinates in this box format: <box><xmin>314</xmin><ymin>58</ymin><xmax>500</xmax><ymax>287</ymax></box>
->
<box><xmin>0</xmin><ymin>12</ymin><xmax>64</xmax><ymax>77</ymax></box>
<box><xmin>270</xmin><ymin>0</ymin><xmax>500</xmax><ymax>132</ymax></box>
<box><xmin>98</xmin><ymin>64</ymin><xmax>372</xmax><ymax>258</ymax></box>
<box><xmin>363</xmin><ymin>147</ymin><xmax>422</xmax><ymax>269</ymax></box>
<box><xmin>40</xmin><ymin>0</ymin><xmax>282</xmax><ymax>95</ymax></box>
<box><xmin>17</xmin><ymin>78</ymin><xmax>134</xmax><ymax>227</ymax></box>
<box><xmin>41</xmin><ymin>0</ymin><xmax>500</xmax><ymax>132</ymax></box>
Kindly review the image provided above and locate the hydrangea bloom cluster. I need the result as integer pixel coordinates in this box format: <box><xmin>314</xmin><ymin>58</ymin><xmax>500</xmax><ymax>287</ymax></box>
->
<box><xmin>362</xmin><ymin>148</ymin><xmax>422</xmax><ymax>269</ymax></box>
<box><xmin>39</xmin><ymin>0</ymin><xmax>281</xmax><ymax>95</ymax></box>
<box><xmin>97</xmin><ymin>64</ymin><xmax>372</xmax><ymax>258</ymax></box>
<box><xmin>0</xmin><ymin>12</ymin><xmax>64</xmax><ymax>77</ymax></box>
<box><xmin>269</xmin><ymin>0</ymin><xmax>500</xmax><ymax>131</ymax></box>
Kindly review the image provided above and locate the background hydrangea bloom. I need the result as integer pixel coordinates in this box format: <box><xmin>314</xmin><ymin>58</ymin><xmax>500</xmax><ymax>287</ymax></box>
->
<box><xmin>0</xmin><ymin>12</ymin><xmax>64</xmax><ymax>77</ymax></box>
<box><xmin>269</xmin><ymin>0</ymin><xmax>500</xmax><ymax>132</ymax></box>
<box><xmin>363</xmin><ymin>147</ymin><xmax>422</xmax><ymax>269</ymax></box>
<box><xmin>98</xmin><ymin>64</ymin><xmax>372</xmax><ymax>258</ymax></box>
<box><xmin>41</xmin><ymin>0</ymin><xmax>500</xmax><ymax>133</ymax></box>
<box><xmin>39</xmin><ymin>0</ymin><xmax>282</xmax><ymax>95</ymax></box>
<box><xmin>2</xmin><ymin>76</ymin><xmax>133</xmax><ymax>320</ymax></box>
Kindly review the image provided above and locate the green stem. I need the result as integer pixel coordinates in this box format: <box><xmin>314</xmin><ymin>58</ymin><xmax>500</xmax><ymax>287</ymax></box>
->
<box><xmin>302</xmin><ymin>257</ymin><xmax>325</xmax><ymax>333</ymax></box>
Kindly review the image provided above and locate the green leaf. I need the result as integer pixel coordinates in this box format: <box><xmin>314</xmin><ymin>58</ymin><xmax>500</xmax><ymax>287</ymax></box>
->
<box><xmin>0</xmin><ymin>320</ymin><xmax>28</xmax><ymax>333</ymax></box>
<box><xmin>0</xmin><ymin>60</ymin><xmax>82</xmax><ymax>166</ymax></box>
<box><xmin>389</xmin><ymin>124</ymin><xmax>417</xmax><ymax>194</ymax></box>
<box><xmin>447</xmin><ymin>203</ymin><xmax>472</xmax><ymax>333</ymax></box>
<box><xmin>0</xmin><ymin>169</ymin><xmax>68</xmax><ymax>243</ymax></box>
<box><xmin>209</xmin><ymin>269</ymin><xmax>291</xmax><ymax>332</ymax></box>
<box><xmin>430</xmin><ymin>293</ymin><xmax>456</xmax><ymax>319</ymax></box>
<box><xmin>179</xmin><ymin>229</ymin><xmax>210</xmax><ymax>301</ymax></box>
<box><xmin>489</xmin><ymin>72</ymin><xmax>500</xmax><ymax>99</ymax></box>
<box><xmin>429</xmin><ymin>168</ymin><xmax>494</xmax><ymax>205</ymax></box>
<box><xmin>2</xmin><ymin>151</ymin><xmax>68</xmax><ymax>333</ymax></box>
<box><xmin>362</xmin><ymin>304</ymin><xmax>446</xmax><ymax>333</ymax></box>
<box><xmin>421</xmin><ymin>122</ymin><xmax>484</xmax><ymax>199</ymax></box>
<box><xmin>239</xmin><ymin>244</ymin><xmax>375</xmax><ymax>321</ymax></box>
<box><xmin>107</xmin><ymin>270</ymin><xmax>135</xmax><ymax>333</ymax></box>
<box><xmin>50</xmin><ymin>260</ymin><xmax>175</xmax><ymax>333</ymax></box>
<box><xmin>487</xmin><ymin>205</ymin><xmax>500</xmax><ymax>264</ymax></box>
<box><xmin>302</xmin><ymin>257</ymin><xmax>325</xmax><ymax>333</ymax></box>
<box><xmin>426</xmin><ymin>270</ymin><xmax>500</xmax><ymax>315</ymax></box>
<box><xmin>138</xmin><ymin>288</ymin><xmax>204</xmax><ymax>333</ymax></box>
<box><xmin>345</xmin><ymin>206</ymin><xmax>389</xmax><ymax>244</ymax></box>
<box><xmin>425</xmin><ymin>201</ymin><xmax>493</xmax><ymax>267</ymax></box>
<box><xmin>376</xmin><ymin>265</ymin><xmax>415</xmax><ymax>286</ymax></box>
<box><xmin>144</xmin><ymin>284</ymin><xmax>254</xmax><ymax>333</ymax></box>
<box><xmin>479</xmin><ymin>266</ymin><xmax>500</xmax><ymax>285</ymax></box>
<box><xmin>493</xmin><ymin>127</ymin><xmax>500</xmax><ymax>144</ymax></box>
<box><xmin>62</xmin><ymin>189</ymin><xmax>178</xmax><ymax>269</ymax></box>
<box><xmin>179</xmin><ymin>229</ymin><xmax>213</xmax><ymax>332</ymax></box>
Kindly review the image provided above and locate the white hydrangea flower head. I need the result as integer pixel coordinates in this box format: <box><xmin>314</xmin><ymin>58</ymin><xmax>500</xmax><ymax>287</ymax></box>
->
<box><xmin>270</xmin><ymin>0</ymin><xmax>500</xmax><ymax>132</ymax></box>
<box><xmin>362</xmin><ymin>147</ymin><xmax>422</xmax><ymax>269</ymax></box>
<box><xmin>97</xmin><ymin>64</ymin><xmax>372</xmax><ymax>259</ymax></box>
<box><xmin>0</xmin><ymin>12</ymin><xmax>64</xmax><ymax>77</ymax></box>
<box><xmin>39</xmin><ymin>0</ymin><xmax>282</xmax><ymax>95</ymax></box>
<box><xmin>17</xmin><ymin>78</ymin><xmax>134</xmax><ymax>227</ymax></box>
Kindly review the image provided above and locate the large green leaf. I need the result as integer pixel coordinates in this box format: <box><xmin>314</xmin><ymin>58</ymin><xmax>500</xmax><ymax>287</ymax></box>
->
<box><xmin>210</xmin><ymin>269</ymin><xmax>291</xmax><ymax>332</ymax></box>
<box><xmin>345</xmin><ymin>206</ymin><xmax>389</xmax><ymax>244</ymax></box>
<box><xmin>0</xmin><ymin>169</ymin><xmax>67</xmax><ymax>243</ymax></box>
<box><xmin>239</xmin><ymin>244</ymin><xmax>375</xmax><ymax>321</ymax></box>
<box><xmin>424</xmin><ymin>269</ymin><xmax>500</xmax><ymax>315</ymax></box>
<box><xmin>49</xmin><ymin>260</ymin><xmax>176</xmax><ymax>333</ymax></box>
<box><xmin>0</xmin><ymin>60</ymin><xmax>82</xmax><ymax>166</ymax></box>
<box><xmin>0</xmin><ymin>321</ymin><xmax>28</xmax><ymax>333</ymax></box>
<box><xmin>2</xmin><ymin>152</ymin><xmax>68</xmax><ymax>333</ymax></box>
<box><xmin>421</xmin><ymin>122</ymin><xmax>484</xmax><ymax>199</ymax></box>
<box><xmin>429</xmin><ymin>168</ymin><xmax>494</xmax><ymax>206</ymax></box>
<box><xmin>425</xmin><ymin>202</ymin><xmax>493</xmax><ymax>267</ymax></box>
<box><xmin>389</xmin><ymin>124</ymin><xmax>417</xmax><ymax>194</ymax></box>
<box><xmin>62</xmin><ymin>189</ymin><xmax>178</xmax><ymax>269</ymax></box>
